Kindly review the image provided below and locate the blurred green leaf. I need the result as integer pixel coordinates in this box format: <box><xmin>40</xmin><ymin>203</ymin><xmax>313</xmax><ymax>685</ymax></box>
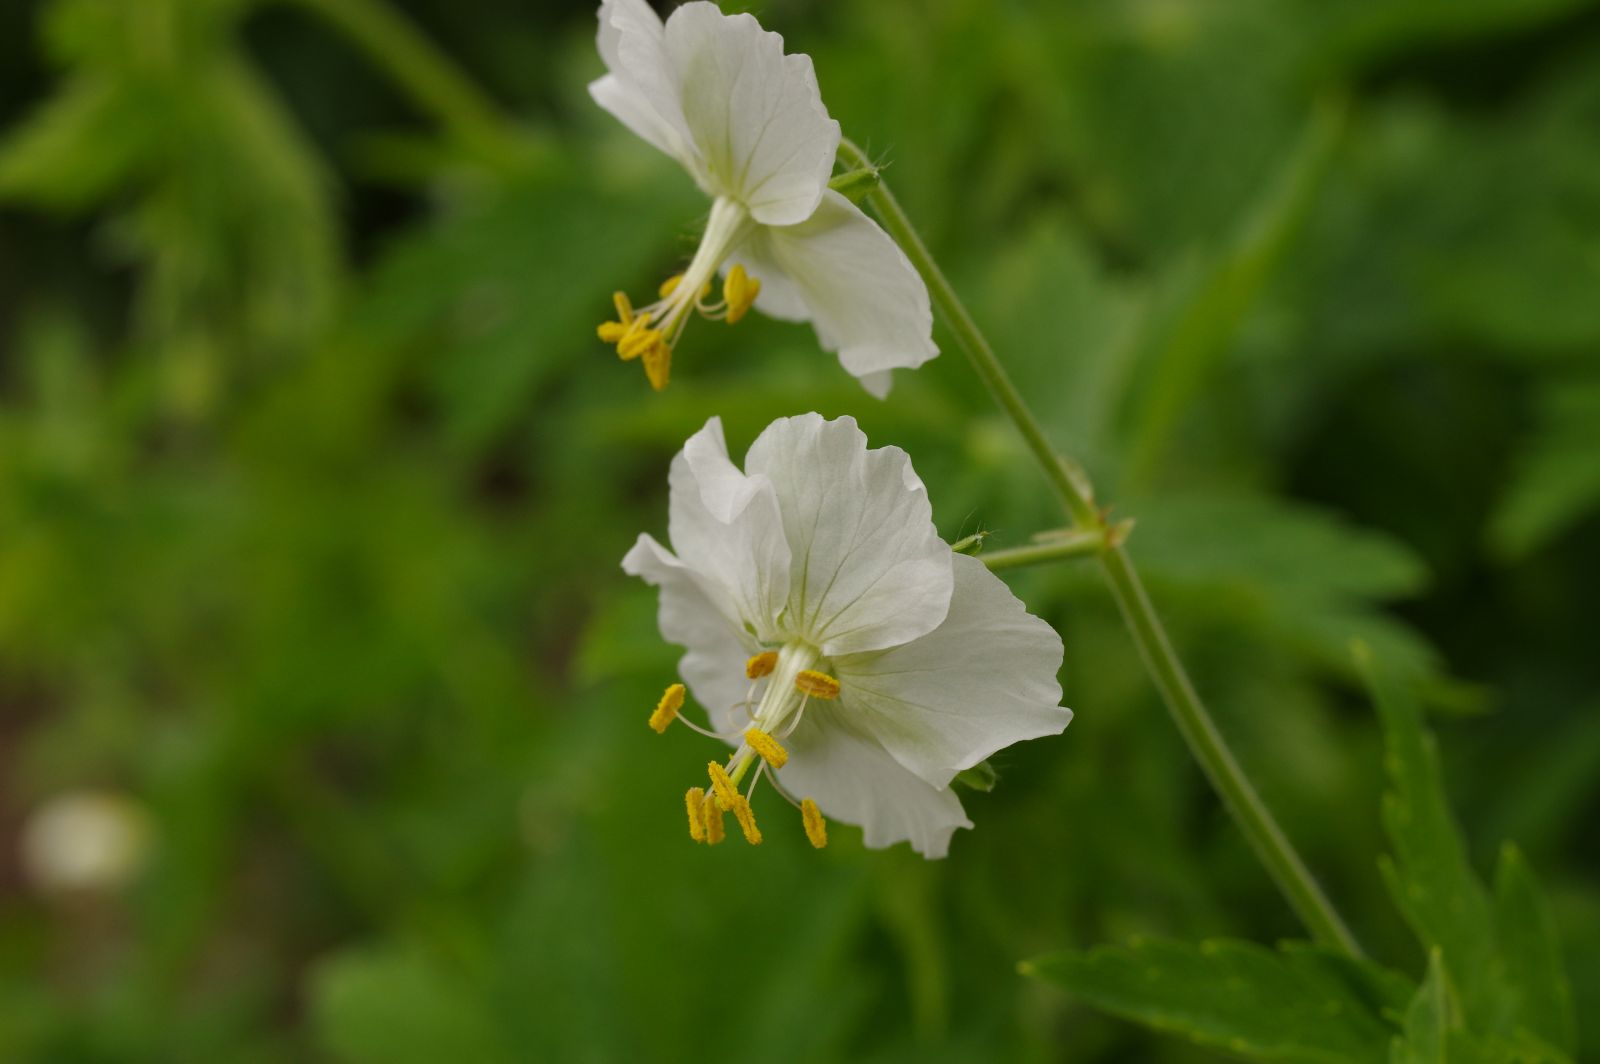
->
<box><xmin>1123</xmin><ymin>93</ymin><xmax>1346</xmax><ymax>487</ymax></box>
<box><xmin>1391</xmin><ymin>951</ymin><xmax>1455</xmax><ymax>1064</ymax></box>
<box><xmin>1490</xmin><ymin>377</ymin><xmax>1600</xmax><ymax>559</ymax></box>
<box><xmin>0</xmin><ymin>76</ymin><xmax>155</xmax><ymax>207</ymax></box>
<box><xmin>1390</xmin><ymin>951</ymin><xmax>1571</xmax><ymax>1064</ymax></box>
<box><xmin>356</xmin><ymin>159</ymin><xmax>698</xmax><ymax>451</ymax></box>
<box><xmin>1023</xmin><ymin>936</ymin><xmax>1409</xmax><ymax>1063</ymax></box>
<box><xmin>0</xmin><ymin>0</ymin><xmax>341</xmax><ymax>394</ymax></box>
<box><xmin>1295</xmin><ymin>49</ymin><xmax>1600</xmax><ymax>366</ymax></box>
<box><xmin>1303</xmin><ymin>0</ymin><xmax>1597</xmax><ymax>73</ymax></box>
<box><xmin>1134</xmin><ymin>493</ymin><xmax>1439</xmax><ymax>683</ymax></box>
<box><xmin>1050</xmin><ymin>3</ymin><xmax>1308</xmax><ymax>259</ymax></box>
<box><xmin>1494</xmin><ymin>845</ymin><xmax>1577</xmax><ymax>1055</ymax></box>
<box><xmin>1136</xmin><ymin>494</ymin><xmax>1426</xmax><ymax>611</ymax></box>
<box><xmin>968</xmin><ymin>215</ymin><xmax>1145</xmax><ymax>463</ymax></box>
<box><xmin>310</xmin><ymin>948</ymin><xmax>515</xmax><ymax>1064</ymax></box>
<box><xmin>1360</xmin><ymin>646</ymin><xmax>1511</xmax><ymax>1033</ymax></box>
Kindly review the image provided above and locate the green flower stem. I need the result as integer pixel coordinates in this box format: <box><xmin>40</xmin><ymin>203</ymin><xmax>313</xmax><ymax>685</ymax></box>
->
<box><xmin>979</xmin><ymin>530</ymin><xmax>1109</xmax><ymax>571</ymax></box>
<box><xmin>838</xmin><ymin>138</ymin><xmax>1361</xmax><ymax>958</ymax></box>
<box><xmin>277</xmin><ymin>0</ymin><xmax>521</xmax><ymax>163</ymax></box>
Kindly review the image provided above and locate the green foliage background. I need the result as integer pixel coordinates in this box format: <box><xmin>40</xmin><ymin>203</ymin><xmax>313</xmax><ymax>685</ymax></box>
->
<box><xmin>0</xmin><ymin>0</ymin><xmax>1597</xmax><ymax>1059</ymax></box>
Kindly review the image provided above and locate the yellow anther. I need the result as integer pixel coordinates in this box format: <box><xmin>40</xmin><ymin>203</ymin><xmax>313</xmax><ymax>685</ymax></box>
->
<box><xmin>642</xmin><ymin>341</ymin><xmax>671</xmax><ymax>391</ymax></box>
<box><xmin>685</xmin><ymin>787</ymin><xmax>707</xmax><ymax>842</ymax></box>
<box><xmin>745</xmin><ymin>651</ymin><xmax>778</xmax><ymax>679</ymax></box>
<box><xmin>744</xmin><ymin>727</ymin><xmax>788</xmax><ymax>769</ymax></box>
<box><xmin>729</xmin><ymin>794</ymin><xmax>762</xmax><ymax>845</ymax></box>
<box><xmin>611</xmin><ymin>317</ymin><xmax>647</xmax><ymax>359</ymax></box>
<box><xmin>801</xmin><ymin>798</ymin><xmax>827</xmax><ymax>849</ymax></box>
<box><xmin>707</xmin><ymin>761</ymin><xmax>740</xmax><ymax>811</ymax></box>
<box><xmin>649</xmin><ymin>683</ymin><xmax>685</xmax><ymax>734</ymax></box>
<box><xmin>658</xmin><ymin>273</ymin><xmax>684</xmax><ymax>298</ymax></box>
<box><xmin>598</xmin><ymin>292</ymin><xmax>636</xmax><ymax>344</ymax></box>
<box><xmin>617</xmin><ymin>321</ymin><xmax>662</xmax><ymax>361</ymax></box>
<box><xmin>702</xmin><ymin>791</ymin><xmax>726</xmax><ymax>845</ymax></box>
<box><xmin>795</xmin><ymin>669</ymin><xmax>840</xmax><ymax>700</ymax></box>
<box><xmin>723</xmin><ymin>264</ymin><xmax>761</xmax><ymax>325</ymax></box>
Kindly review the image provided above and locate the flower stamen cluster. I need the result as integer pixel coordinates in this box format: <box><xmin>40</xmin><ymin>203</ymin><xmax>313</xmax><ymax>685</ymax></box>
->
<box><xmin>649</xmin><ymin>641</ymin><xmax>840</xmax><ymax>847</ymax></box>
<box><xmin>595</xmin><ymin>198</ymin><xmax>762</xmax><ymax>390</ymax></box>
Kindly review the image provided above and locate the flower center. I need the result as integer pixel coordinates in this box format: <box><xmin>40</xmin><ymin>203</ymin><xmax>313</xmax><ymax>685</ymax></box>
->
<box><xmin>596</xmin><ymin>196</ymin><xmax>761</xmax><ymax>391</ymax></box>
<box><xmin>645</xmin><ymin>639</ymin><xmax>839</xmax><ymax>849</ymax></box>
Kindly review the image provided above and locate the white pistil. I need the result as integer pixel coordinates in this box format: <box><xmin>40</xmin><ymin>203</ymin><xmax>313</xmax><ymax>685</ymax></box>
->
<box><xmin>641</xmin><ymin>197</ymin><xmax>751</xmax><ymax>341</ymax></box>
<box><xmin>748</xmin><ymin>641</ymin><xmax>822</xmax><ymax>737</ymax></box>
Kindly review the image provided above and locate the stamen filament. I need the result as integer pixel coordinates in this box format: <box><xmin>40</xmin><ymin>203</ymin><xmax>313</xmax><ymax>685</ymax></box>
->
<box><xmin>777</xmin><ymin>693</ymin><xmax>811</xmax><ymax>740</ymax></box>
<box><xmin>672</xmin><ymin>714</ymin><xmax>728</xmax><ymax>741</ymax></box>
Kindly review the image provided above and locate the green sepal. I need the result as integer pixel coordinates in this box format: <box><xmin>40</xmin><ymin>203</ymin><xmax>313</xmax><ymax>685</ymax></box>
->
<box><xmin>954</xmin><ymin>760</ymin><xmax>999</xmax><ymax>792</ymax></box>
<box><xmin>950</xmin><ymin>530</ymin><xmax>991</xmax><ymax>556</ymax></box>
<box><xmin>828</xmin><ymin>165</ymin><xmax>881</xmax><ymax>204</ymax></box>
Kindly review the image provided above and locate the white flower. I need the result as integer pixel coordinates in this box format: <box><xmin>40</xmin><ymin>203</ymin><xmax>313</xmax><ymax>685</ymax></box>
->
<box><xmin>20</xmin><ymin>790</ymin><xmax>151</xmax><ymax>894</ymax></box>
<box><xmin>622</xmin><ymin>414</ymin><xmax>1071</xmax><ymax>858</ymax></box>
<box><xmin>590</xmin><ymin>0</ymin><xmax>936</xmax><ymax>395</ymax></box>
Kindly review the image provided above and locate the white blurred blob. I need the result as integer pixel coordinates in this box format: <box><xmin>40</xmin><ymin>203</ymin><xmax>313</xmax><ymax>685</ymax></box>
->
<box><xmin>20</xmin><ymin>791</ymin><xmax>151</xmax><ymax>894</ymax></box>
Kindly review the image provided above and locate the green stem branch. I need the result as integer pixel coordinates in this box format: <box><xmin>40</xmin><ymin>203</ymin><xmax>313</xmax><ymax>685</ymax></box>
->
<box><xmin>839</xmin><ymin>138</ymin><xmax>1361</xmax><ymax>957</ymax></box>
<box><xmin>979</xmin><ymin>531</ymin><xmax>1109</xmax><ymax>571</ymax></box>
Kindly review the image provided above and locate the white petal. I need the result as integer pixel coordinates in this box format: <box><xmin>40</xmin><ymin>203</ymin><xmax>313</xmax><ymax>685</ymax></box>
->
<box><xmin>742</xmin><ymin>414</ymin><xmax>952</xmax><ymax>656</ymax></box>
<box><xmin>595</xmin><ymin>0</ymin><xmax>660</xmax><ymax>73</ymax></box>
<box><xmin>620</xmin><ymin>534</ymin><xmax>754</xmax><ymax>736</ymax></box>
<box><xmin>831</xmin><ymin>553</ymin><xmax>1070</xmax><ymax>786</ymax></box>
<box><xmin>590</xmin><ymin>0</ymin><xmax>702</xmax><ymax>180</ymax></box>
<box><xmin>735</xmin><ymin>190</ymin><xmax>937</xmax><ymax>384</ymax></box>
<box><xmin>857</xmin><ymin>370</ymin><xmax>894</xmax><ymax>399</ymax></box>
<box><xmin>717</xmin><ymin>256</ymin><xmax>902</xmax><ymax>393</ymax></box>
<box><xmin>775</xmin><ymin>702</ymin><xmax>972</xmax><ymax>859</ymax></box>
<box><xmin>589</xmin><ymin>74</ymin><xmax>692</xmax><ymax>167</ymax></box>
<box><xmin>661</xmin><ymin>3</ymin><xmax>839</xmax><ymax>225</ymax></box>
<box><xmin>665</xmin><ymin>417</ymin><xmax>791</xmax><ymax>644</ymax></box>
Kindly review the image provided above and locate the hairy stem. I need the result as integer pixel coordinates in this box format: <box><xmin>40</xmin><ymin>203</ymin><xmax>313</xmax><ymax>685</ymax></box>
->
<box><xmin>979</xmin><ymin>531</ymin><xmax>1109</xmax><ymax>571</ymax></box>
<box><xmin>838</xmin><ymin>138</ymin><xmax>1361</xmax><ymax>957</ymax></box>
